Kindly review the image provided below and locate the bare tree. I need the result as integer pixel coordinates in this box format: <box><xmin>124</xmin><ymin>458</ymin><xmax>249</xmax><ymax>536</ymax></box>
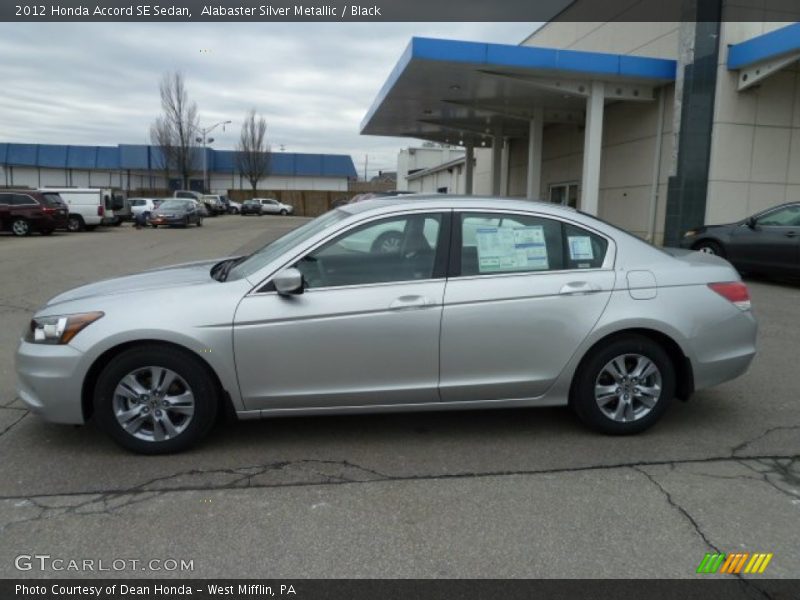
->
<box><xmin>236</xmin><ymin>108</ymin><xmax>271</xmax><ymax>196</ymax></box>
<box><xmin>149</xmin><ymin>72</ymin><xmax>198</xmax><ymax>190</ymax></box>
<box><xmin>149</xmin><ymin>116</ymin><xmax>174</xmax><ymax>189</ymax></box>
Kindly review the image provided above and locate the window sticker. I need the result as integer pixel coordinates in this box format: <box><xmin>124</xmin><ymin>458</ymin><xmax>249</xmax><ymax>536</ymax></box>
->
<box><xmin>475</xmin><ymin>225</ymin><xmax>548</xmax><ymax>273</ymax></box>
<box><xmin>568</xmin><ymin>235</ymin><xmax>594</xmax><ymax>261</ymax></box>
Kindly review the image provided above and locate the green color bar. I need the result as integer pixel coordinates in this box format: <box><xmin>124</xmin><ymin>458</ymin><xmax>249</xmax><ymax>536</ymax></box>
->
<box><xmin>696</xmin><ymin>554</ymin><xmax>713</xmax><ymax>573</ymax></box>
<box><xmin>711</xmin><ymin>554</ymin><xmax>726</xmax><ymax>573</ymax></box>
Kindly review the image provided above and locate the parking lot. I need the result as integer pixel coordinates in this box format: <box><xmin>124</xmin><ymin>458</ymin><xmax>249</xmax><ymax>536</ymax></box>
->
<box><xmin>0</xmin><ymin>216</ymin><xmax>798</xmax><ymax>580</ymax></box>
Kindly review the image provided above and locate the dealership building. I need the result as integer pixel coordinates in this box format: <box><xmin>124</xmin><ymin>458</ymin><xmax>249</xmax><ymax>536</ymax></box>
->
<box><xmin>0</xmin><ymin>143</ymin><xmax>357</xmax><ymax>194</ymax></box>
<box><xmin>362</xmin><ymin>13</ymin><xmax>800</xmax><ymax>245</ymax></box>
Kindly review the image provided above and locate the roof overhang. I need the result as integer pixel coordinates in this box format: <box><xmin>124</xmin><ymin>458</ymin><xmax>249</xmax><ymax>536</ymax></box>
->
<box><xmin>728</xmin><ymin>23</ymin><xmax>800</xmax><ymax>91</ymax></box>
<box><xmin>361</xmin><ymin>37</ymin><xmax>677</xmax><ymax>147</ymax></box>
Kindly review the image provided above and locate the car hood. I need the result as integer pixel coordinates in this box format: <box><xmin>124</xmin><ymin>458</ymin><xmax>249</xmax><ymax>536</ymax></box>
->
<box><xmin>152</xmin><ymin>209</ymin><xmax>184</xmax><ymax>216</ymax></box>
<box><xmin>45</xmin><ymin>259</ymin><xmax>223</xmax><ymax>307</ymax></box>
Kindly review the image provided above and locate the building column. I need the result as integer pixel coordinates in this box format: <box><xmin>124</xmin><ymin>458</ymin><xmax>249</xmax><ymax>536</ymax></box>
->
<box><xmin>464</xmin><ymin>142</ymin><xmax>474</xmax><ymax>195</ymax></box>
<box><xmin>491</xmin><ymin>125</ymin><xmax>503</xmax><ymax>196</ymax></box>
<box><xmin>580</xmin><ymin>80</ymin><xmax>605</xmax><ymax>215</ymax></box>
<box><xmin>526</xmin><ymin>107</ymin><xmax>544</xmax><ymax>200</ymax></box>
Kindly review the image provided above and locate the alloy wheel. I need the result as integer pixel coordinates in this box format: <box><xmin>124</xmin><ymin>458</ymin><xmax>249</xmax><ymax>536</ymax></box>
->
<box><xmin>594</xmin><ymin>353</ymin><xmax>662</xmax><ymax>423</ymax></box>
<box><xmin>112</xmin><ymin>366</ymin><xmax>195</xmax><ymax>442</ymax></box>
<box><xmin>12</xmin><ymin>220</ymin><xmax>30</xmax><ymax>236</ymax></box>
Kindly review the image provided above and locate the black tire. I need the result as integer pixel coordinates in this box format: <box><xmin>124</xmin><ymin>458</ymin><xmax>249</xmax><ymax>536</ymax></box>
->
<box><xmin>40</xmin><ymin>229</ymin><xmax>54</xmax><ymax>236</ymax></box>
<box><xmin>94</xmin><ymin>345</ymin><xmax>220</xmax><ymax>454</ymax></box>
<box><xmin>113</xmin><ymin>220</ymin><xmax>122</xmax><ymax>227</ymax></box>
<box><xmin>693</xmin><ymin>240</ymin><xmax>725</xmax><ymax>258</ymax></box>
<box><xmin>10</xmin><ymin>218</ymin><xmax>30</xmax><ymax>237</ymax></box>
<box><xmin>370</xmin><ymin>230</ymin><xmax>403</xmax><ymax>254</ymax></box>
<box><xmin>197</xmin><ymin>217</ymin><xmax>203</xmax><ymax>227</ymax></box>
<box><xmin>67</xmin><ymin>214</ymin><xmax>85</xmax><ymax>232</ymax></box>
<box><xmin>183</xmin><ymin>216</ymin><xmax>190</xmax><ymax>228</ymax></box>
<box><xmin>280</xmin><ymin>209</ymin><xmax>288</xmax><ymax>216</ymax></box>
<box><xmin>571</xmin><ymin>334</ymin><xmax>675</xmax><ymax>435</ymax></box>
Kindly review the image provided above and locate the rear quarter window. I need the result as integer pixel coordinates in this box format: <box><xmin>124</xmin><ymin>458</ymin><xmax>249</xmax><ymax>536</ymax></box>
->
<box><xmin>41</xmin><ymin>193</ymin><xmax>64</xmax><ymax>207</ymax></box>
<box><xmin>563</xmin><ymin>223</ymin><xmax>608</xmax><ymax>269</ymax></box>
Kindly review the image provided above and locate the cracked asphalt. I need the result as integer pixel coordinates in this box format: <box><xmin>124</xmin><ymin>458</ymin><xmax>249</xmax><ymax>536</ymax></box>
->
<box><xmin>0</xmin><ymin>217</ymin><xmax>798</xmax><ymax>580</ymax></box>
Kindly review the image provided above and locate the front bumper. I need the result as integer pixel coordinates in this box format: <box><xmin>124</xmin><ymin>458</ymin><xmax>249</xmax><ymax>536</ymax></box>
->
<box><xmin>149</xmin><ymin>216</ymin><xmax>184</xmax><ymax>225</ymax></box>
<box><xmin>15</xmin><ymin>340</ymin><xmax>87</xmax><ymax>424</ymax></box>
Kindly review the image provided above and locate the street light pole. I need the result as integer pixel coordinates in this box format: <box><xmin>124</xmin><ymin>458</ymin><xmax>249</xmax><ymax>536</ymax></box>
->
<box><xmin>196</xmin><ymin>119</ymin><xmax>231</xmax><ymax>193</ymax></box>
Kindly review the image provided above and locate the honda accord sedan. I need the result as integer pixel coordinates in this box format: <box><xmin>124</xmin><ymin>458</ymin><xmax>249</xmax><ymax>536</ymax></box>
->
<box><xmin>16</xmin><ymin>197</ymin><xmax>757</xmax><ymax>454</ymax></box>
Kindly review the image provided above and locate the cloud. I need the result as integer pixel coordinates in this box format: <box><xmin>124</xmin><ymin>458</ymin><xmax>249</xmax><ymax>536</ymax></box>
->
<box><xmin>0</xmin><ymin>22</ymin><xmax>537</xmax><ymax>176</ymax></box>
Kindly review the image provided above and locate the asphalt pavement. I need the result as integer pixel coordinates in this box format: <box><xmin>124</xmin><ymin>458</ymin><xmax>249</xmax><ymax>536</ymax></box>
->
<box><xmin>0</xmin><ymin>216</ymin><xmax>798</xmax><ymax>580</ymax></box>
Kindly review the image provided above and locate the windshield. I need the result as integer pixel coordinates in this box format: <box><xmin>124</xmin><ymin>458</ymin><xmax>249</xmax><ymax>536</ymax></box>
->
<box><xmin>228</xmin><ymin>209</ymin><xmax>349</xmax><ymax>281</ymax></box>
<box><xmin>159</xmin><ymin>200</ymin><xmax>189</xmax><ymax>210</ymax></box>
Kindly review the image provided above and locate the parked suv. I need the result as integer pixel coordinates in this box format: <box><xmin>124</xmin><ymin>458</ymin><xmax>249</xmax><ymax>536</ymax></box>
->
<box><xmin>0</xmin><ymin>190</ymin><xmax>69</xmax><ymax>236</ymax></box>
<box><xmin>201</xmin><ymin>195</ymin><xmax>227</xmax><ymax>216</ymax></box>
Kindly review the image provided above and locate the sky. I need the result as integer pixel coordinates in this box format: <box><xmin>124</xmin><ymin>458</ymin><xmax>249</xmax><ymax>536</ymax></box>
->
<box><xmin>0</xmin><ymin>22</ymin><xmax>538</xmax><ymax>179</ymax></box>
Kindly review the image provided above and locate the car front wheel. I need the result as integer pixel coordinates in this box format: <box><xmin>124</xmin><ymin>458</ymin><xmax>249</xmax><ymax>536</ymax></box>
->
<box><xmin>94</xmin><ymin>345</ymin><xmax>219</xmax><ymax>454</ymax></box>
<box><xmin>572</xmin><ymin>334</ymin><xmax>674</xmax><ymax>435</ymax></box>
<box><xmin>693</xmin><ymin>240</ymin><xmax>724</xmax><ymax>257</ymax></box>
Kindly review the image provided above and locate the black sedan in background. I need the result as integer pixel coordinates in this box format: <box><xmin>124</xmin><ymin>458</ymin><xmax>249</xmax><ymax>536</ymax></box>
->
<box><xmin>148</xmin><ymin>199</ymin><xmax>204</xmax><ymax>228</ymax></box>
<box><xmin>681</xmin><ymin>202</ymin><xmax>800</xmax><ymax>276</ymax></box>
<box><xmin>240</xmin><ymin>199</ymin><xmax>263</xmax><ymax>215</ymax></box>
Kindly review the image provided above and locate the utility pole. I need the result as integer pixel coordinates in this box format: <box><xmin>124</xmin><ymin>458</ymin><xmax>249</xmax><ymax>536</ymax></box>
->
<box><xmin>195</xmin><ymin>119</ymin><xmax>231</xmax><ymax>193</ymax></box>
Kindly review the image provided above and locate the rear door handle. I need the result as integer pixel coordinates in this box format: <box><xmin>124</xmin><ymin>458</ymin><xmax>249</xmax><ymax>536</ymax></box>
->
<box><xmin>785</xmin><ymin>231</ymin><xmax>797</xmax><ymax>238</ymax></box>
<box><xmin>559</xmin><ymin>281</ymin><xmax>601</xmax><ymax>295</ymax></box>
<box><xmin>389</xmin><ymin>295</ymin><xmax>433</xmax><ymax>310</ymax></box>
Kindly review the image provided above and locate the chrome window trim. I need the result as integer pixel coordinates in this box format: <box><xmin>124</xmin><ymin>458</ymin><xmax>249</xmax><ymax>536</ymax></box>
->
<box><xmin>247</xmin><ymin>207</ymin><xmax>452</xmax><ymax>296</ymax></box>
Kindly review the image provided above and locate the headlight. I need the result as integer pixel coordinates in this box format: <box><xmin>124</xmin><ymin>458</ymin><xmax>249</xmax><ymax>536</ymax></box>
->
<box><xmin>683</xmin><ymin>229</ymin><xmax>698</xmax><ymax>238</ymax></box>
<box><xmin>25</xmin><ymin>311</ymin><xmax>104</xmax><ymax>345</ymax></box>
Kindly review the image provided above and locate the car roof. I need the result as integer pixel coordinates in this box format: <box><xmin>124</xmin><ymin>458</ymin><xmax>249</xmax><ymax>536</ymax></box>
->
<box><xmin>338</xmin><ymin>194</ymin><xmax>581</xmax><ymax>219</ymax></box>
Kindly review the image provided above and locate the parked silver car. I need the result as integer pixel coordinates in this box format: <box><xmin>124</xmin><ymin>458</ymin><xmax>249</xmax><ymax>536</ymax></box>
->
<box><xmin>15</xmin><ymin>197</ymin><xmax>757</xmax><ymax>454</ymax></box>
<box><xmin>256</xmin><ymin>198</ymin><xmax>294</xmax><ymax>215</ymax></box>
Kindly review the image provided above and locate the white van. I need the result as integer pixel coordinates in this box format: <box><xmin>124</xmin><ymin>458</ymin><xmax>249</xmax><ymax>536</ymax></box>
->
<box><xmin>40</xmin><ymin>188</ymin><xmax>116</xmax><ymax>232</ymax></box>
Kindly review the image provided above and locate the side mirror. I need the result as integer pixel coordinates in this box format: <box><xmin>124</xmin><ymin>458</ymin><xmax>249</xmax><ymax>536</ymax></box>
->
<box><xmin>273</xmin><ymin>268</ymin><xmax>304</xmax><ymax>296</ymax></box>
<box><xmin>746</xmin><ymin>216</ymin><xmax>757</xmax><ymax>229</ymax></box>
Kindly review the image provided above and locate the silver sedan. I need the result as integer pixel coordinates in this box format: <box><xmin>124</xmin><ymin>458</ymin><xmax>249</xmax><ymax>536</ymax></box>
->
<box><xmin>15</xmin><ymin>197</ymin><xmax>757</xmax><ymax>454</ymax></box>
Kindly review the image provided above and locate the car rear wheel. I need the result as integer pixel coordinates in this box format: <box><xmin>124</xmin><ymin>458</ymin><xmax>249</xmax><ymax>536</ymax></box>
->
<box><xmin>67</xmin><ymin>215</ymin><xmax>85</xmax><ymax>232</ymax></box>
<box><xmin>94</xmin><ymin>345</ymin><xmax>219</xmax><ymax>454</ymax></box>
<box><xmin>572</xmin><ymin>334</ymin><xmax>675</xmax><ymax>435</ymax></box>
<box><xmin>693</xmin><ymin>240</ymin><xmax>725</xmax><ymax>257</ymax></box>
<box><xmin>280</xmin><ymin>209</ymin><xmax>288</xmax><ymax>216</ymax></box>
<box><xmin>11</xmin><ymin>218</ymin><xmax>30</xmax><ymax>236</ymax></box>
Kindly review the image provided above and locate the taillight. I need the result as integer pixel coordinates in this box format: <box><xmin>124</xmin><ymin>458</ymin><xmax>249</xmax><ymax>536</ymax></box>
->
<box><xmin>708</xmin><ymin>282</ymin><xmax>751</xmax><ymax>310</ymax></box>
<box><xmin>42</xmin><ymin>207</ymin><xmax>56</xmax><ymax>214</ymax></box>
<box><xmin>97</xmin><ymin>205</ymin><xmax>104</xmax><ymax>216</ymax></box>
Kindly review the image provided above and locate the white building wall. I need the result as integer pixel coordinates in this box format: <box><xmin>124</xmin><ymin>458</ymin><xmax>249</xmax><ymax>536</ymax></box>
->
<box><xmin>706</xmin><ymin>20</ymin><xmax>800</xmax><ymax>224</ymax></box>
<box><xmin>0</xmin><ymin>165</ymin><xmax>347</xmax><ymax>194</ymax></box>
<box><xmin>397</xmin><ymin>147</ymin><xmax>465</xmax><ymax>190</ymax></box>
<box><xmin>407</xmin><ymin>162</ymin><xmax>466</xmax><ymax>194</ymax></box>
<box><xmin>523</xmin><ymin>20</ymin><xmax>679</xmax><ymax>59</ymax></box>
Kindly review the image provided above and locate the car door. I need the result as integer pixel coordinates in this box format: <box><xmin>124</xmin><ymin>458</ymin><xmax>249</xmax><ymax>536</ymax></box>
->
<box><xmin>261</xmin><ymin>200</ymin><xmax>278</xmax><ymax>214</ymax></box>
<box><xmin>233</xmin><ymin>211</ymin><xmax>450</xmax><ymax>410</ymax></box>
<box><xmin>439</xmin><ymin>211</ymin><xmax>615</xmax><ymax>402</ymax></box>
<box><xmin>727</xmin><ymin>205</ymin><xmax>800</xmax><ymax>273</ymax></box>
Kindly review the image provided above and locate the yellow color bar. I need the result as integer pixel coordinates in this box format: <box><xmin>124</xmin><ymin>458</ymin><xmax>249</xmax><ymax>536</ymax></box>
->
<box><xmin>758</xmin><ymin>554</ymin><xmax>773</xmax><ymax>573</ymax></box>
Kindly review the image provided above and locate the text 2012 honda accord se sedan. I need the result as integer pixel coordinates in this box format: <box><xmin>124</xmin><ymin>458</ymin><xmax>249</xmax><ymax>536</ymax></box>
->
<box><xmin>16</xmin><ymin>197</ymin><xmax>757</xmax><ymax>454</ymax></box>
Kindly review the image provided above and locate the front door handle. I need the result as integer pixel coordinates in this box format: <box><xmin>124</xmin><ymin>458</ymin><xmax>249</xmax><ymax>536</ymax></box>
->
<box><xmin>559</xmin><ymin>281</ymin><xmax>601</xmax><ymax>295</ymax></box>
<box><xmin>389</xmin><ymin>295</ymin><xmax>433</xmax><ymax>310</ymax></box>
<box><xmin>785</xmin><ymin>231</ymin><xmax>797</xmax><ymax>238</ymax></box>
